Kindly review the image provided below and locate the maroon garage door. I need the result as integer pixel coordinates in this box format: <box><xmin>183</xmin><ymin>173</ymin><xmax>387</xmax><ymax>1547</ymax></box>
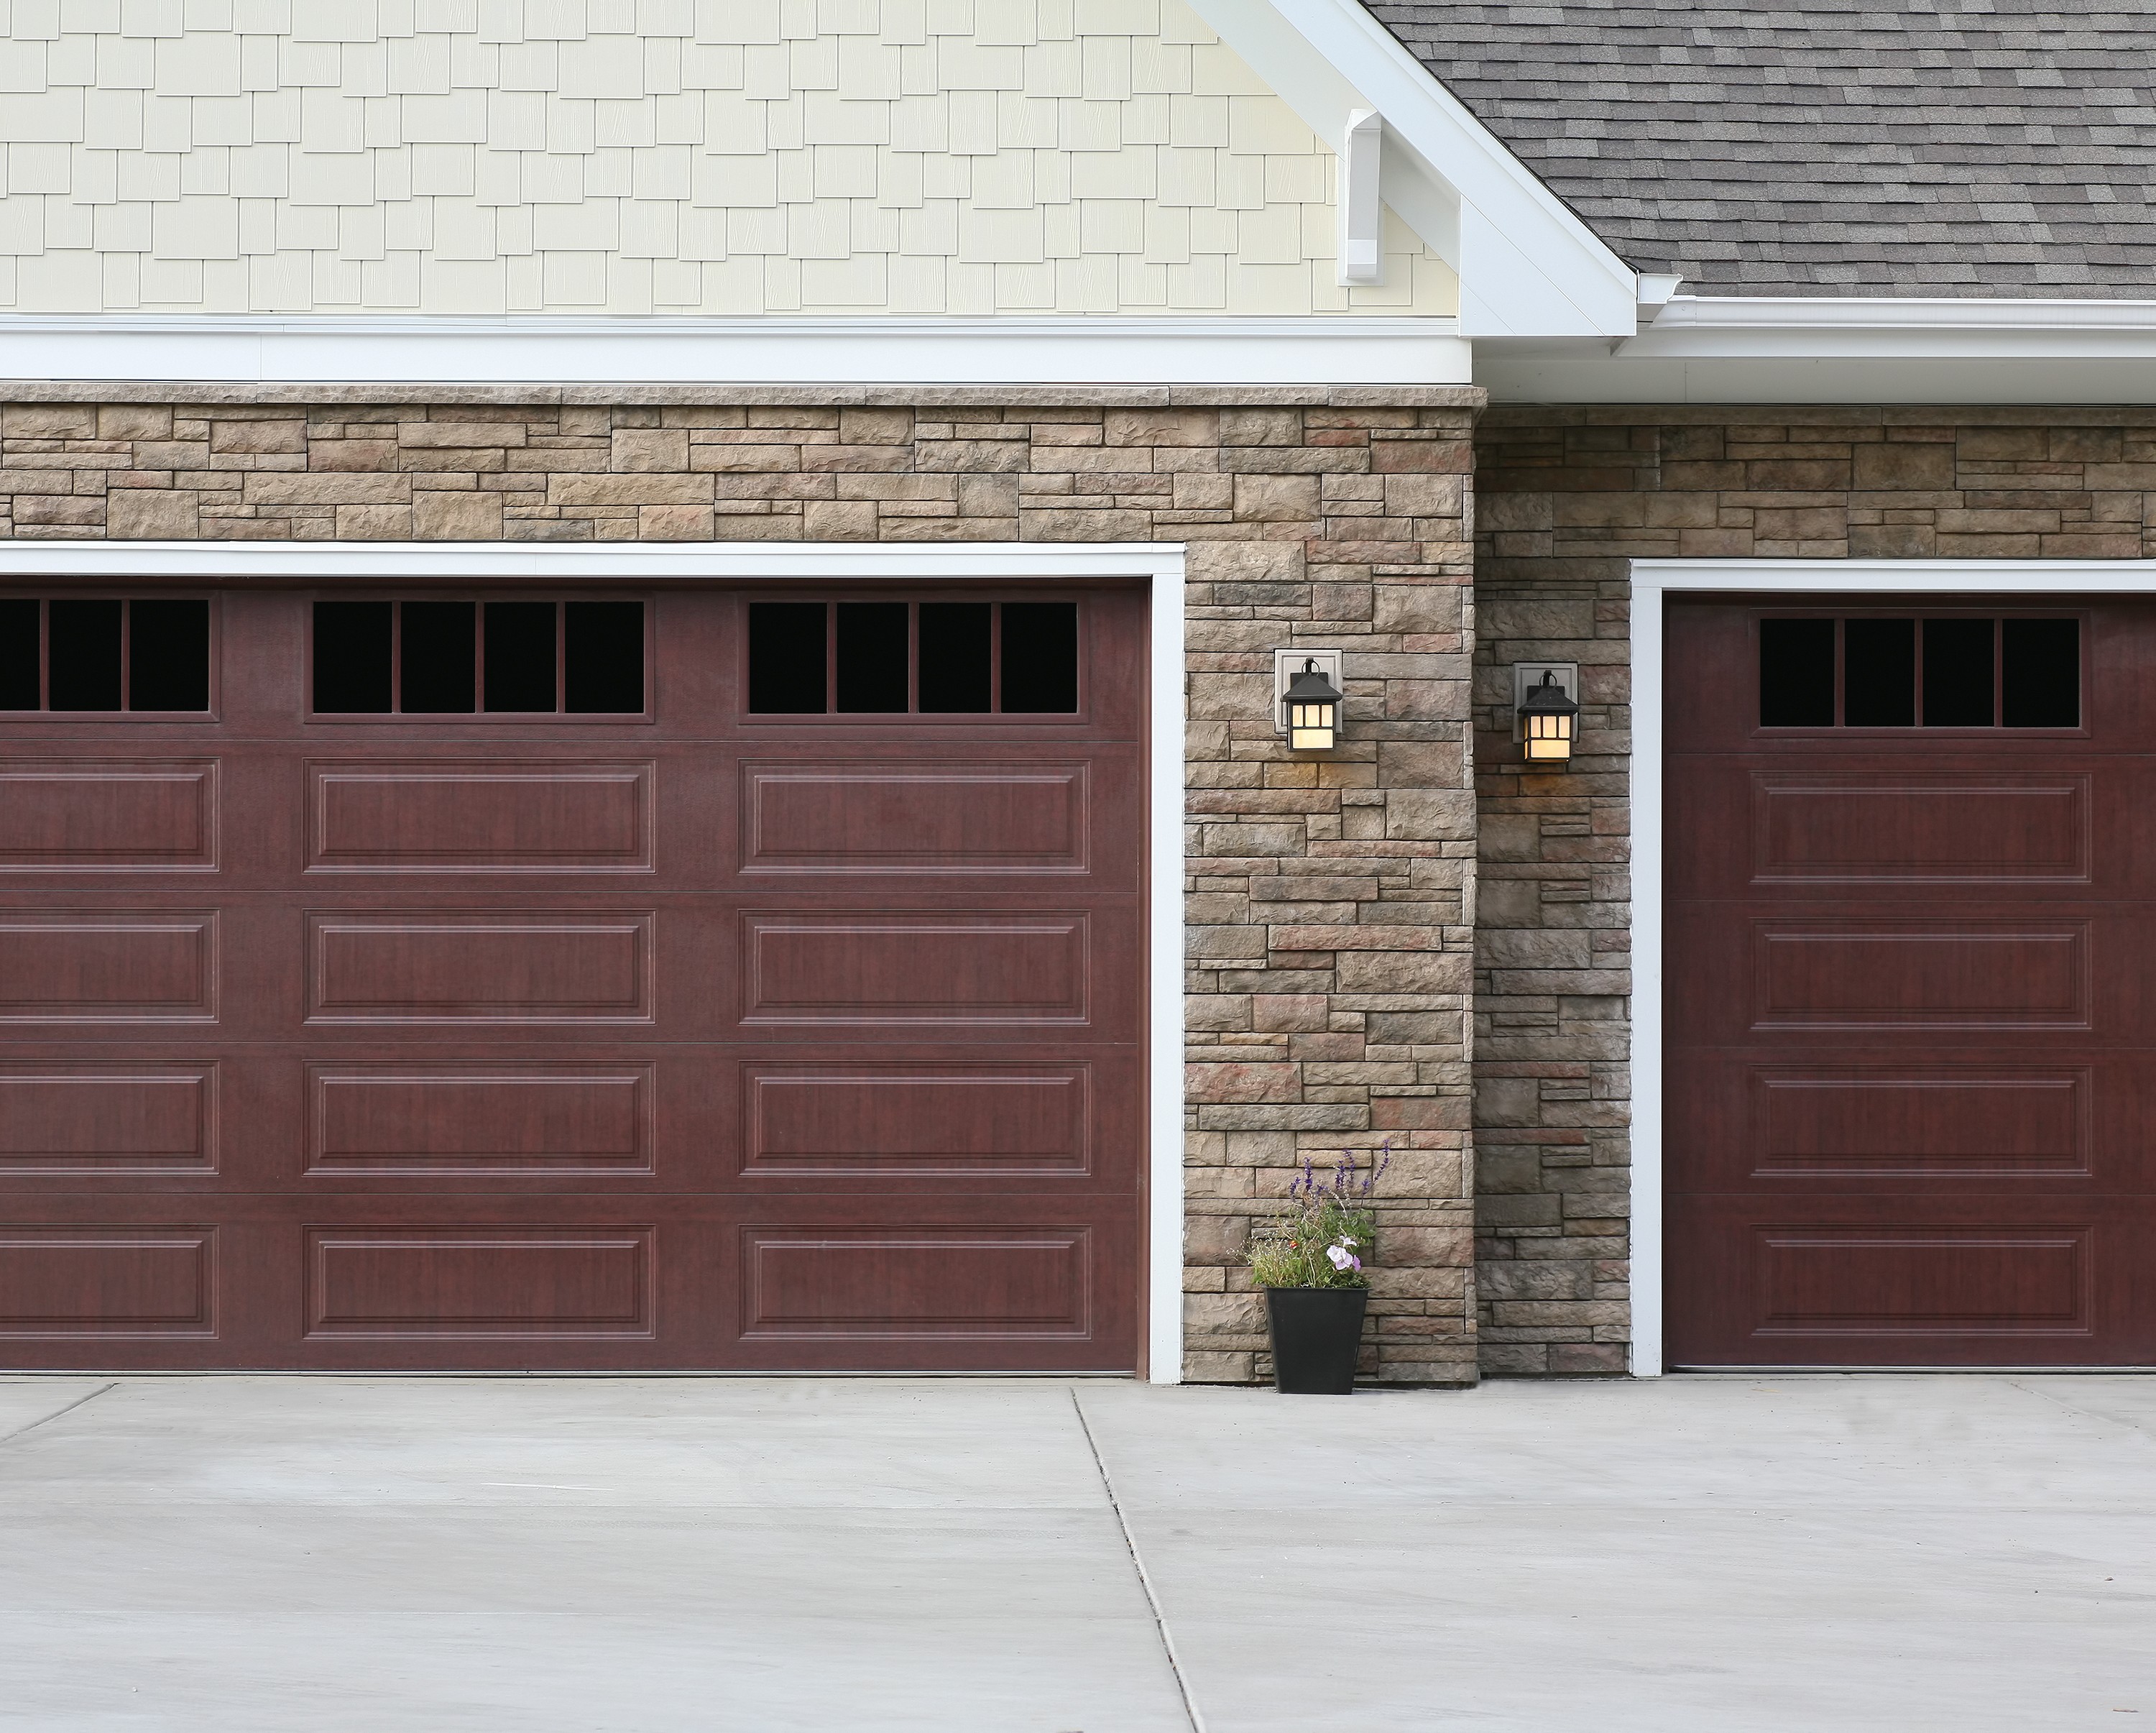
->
<box><xmin>1667</xmin><ymin>597</ymin><xmax>2156</xmax><ymax>1367</ymax></box>
<box><xmin>0</xmin><ymin>583</ymin><xmax>1145</xmax><ymax>1371</ymax></box>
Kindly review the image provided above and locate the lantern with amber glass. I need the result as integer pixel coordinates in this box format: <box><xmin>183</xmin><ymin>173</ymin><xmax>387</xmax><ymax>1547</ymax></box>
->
<box><xmin>1517</xmin><ymin>669</ymin><xmax>1580</xmax><ymax>764</ymax></box>
<box><xmin>1284</xmin><ymin>658</ymin><xmax>1345</xmax><ymax>750</ymax></box>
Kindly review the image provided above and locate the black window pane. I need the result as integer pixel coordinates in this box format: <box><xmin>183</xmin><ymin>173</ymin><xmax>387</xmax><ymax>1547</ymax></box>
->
<box><xmin>313</xmin><ymin>602</ymin><xmax>393</xmax><ymax>714</ymax></box>
<box><xmin>47</xmin><ymin>599</ymin><xmax>123</xmax><ymax>711</ymax></box>
<box><xmin>564</xmin><ymin>601</ymin><xmax>646</xmax><ymax>714</ymax></box>
<box><xmin>1842</xmin><ymin>617</ymin><xmax>1915</xmax><ymax>727</ymax></box>
<box><xmin>836</xmin><ymin>601</ymin><xmax>909</xmax><ymax>713</ymax></box>
<box><xmin>918</xmin><ymin>602</ymin><xmax>992</xmax><ymax>713</ymax></box>
<box><xmin>313</xmin><ymin>602</ymin><xmax>392</xmax><ymax>713</ymax></box>
<box><xmin>0</xmin><ymin>599</ymin><xmax>38</xmax><ymax>709</ymax></box>
<box><xmin>1922</xmin><ymin>617</ymin><xmax>1994</xmax><ymax>727</ymax></box>
<box><xmin>400</xmin><ymin>601</ymin><xmax>476</xmax><ymax>714</ymax></box>
<box><xmin>484</xmin><ymin>601</ymin><xmax>558</xmax><ymax>712</ymax></box>
<box><xmin>1759</xmin><ymin>617</ymin><xmax>1835</xmax><ymax>727</ymax></box>
<box><xmin>748</xmin><ymin>602</ymin><xmax>826</xmax><ymax>713</ymax></box>
<box><xmin>2003</xmin><ymin>617</ymin><xmax>2081</xmax><ymax>727</ymax></box>
<box><xmin>1000</xmin><ymin>602</ymin><xmax>1079</xmax><ymax>713</ymax></box>
<box><xmin>128</xmin><ymin>599</ymin><xmax>211</xmax><ymax>712</ymax></box>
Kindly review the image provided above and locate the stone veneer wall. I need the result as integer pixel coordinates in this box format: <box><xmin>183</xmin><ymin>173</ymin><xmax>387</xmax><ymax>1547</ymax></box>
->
<box><xmin>0</xmin><ymin>381</ymin><xmax>1482</xmax><ymax>1385</ymax></box>
<box><xmin>1470</xmin><ymin>404</ymin><xmax>2156</xmax><ymax>1376</ymax></box>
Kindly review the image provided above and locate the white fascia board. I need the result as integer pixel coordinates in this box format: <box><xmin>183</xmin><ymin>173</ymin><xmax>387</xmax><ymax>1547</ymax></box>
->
<box><xmin>0</xmin><ymin>313</ymin><xmax>1469</xmax><ymax>389</ymax></box>
<box><xmin>1478</xmin><ymin>295</ymin><xmax>2156</xmax><ymax>403</ymax></box>
<box><xmin>1182</xmin><ymin>0</ymin><xmax>1637</xmax><ymax>339</ymax></box>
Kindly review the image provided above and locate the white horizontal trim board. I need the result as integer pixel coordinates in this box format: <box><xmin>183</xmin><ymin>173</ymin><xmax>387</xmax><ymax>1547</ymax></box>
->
<box><xmin>4</xmin><ymin>538</ymin><xmax>1190</xmax><ymax>1387</ymax></box>
<box><xmin>1482</xmin><ymin>294</ymin><xmax>2156</xmax><ymax>403</ymax></box>
<box><xmin>0</xmin><ymin>314</ymin><xmax>1471</xmax><ymax>389</ymax></box>
<box><xmin>1628</xmin><ymin>557</ymin><xmax>2156</xmax><ymax>1377</ymax></box>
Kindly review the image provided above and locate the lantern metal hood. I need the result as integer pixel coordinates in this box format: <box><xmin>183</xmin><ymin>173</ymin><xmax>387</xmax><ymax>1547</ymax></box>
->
<box><xmin>1282</xmin><ymin>656</ymin><xmax>1346</xmax><ymax>751</ymax></box>
<box><xmin>1516</xmin><ymin>666</ymin><xmax>1580</xmax><ymax>765</ymax></box>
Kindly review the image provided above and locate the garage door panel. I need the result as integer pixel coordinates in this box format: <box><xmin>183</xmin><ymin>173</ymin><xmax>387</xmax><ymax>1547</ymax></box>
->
<box><xmin>0</xmin><ymin>1225</ymin><xmax>221</xmax><ymax>1341</ymax></box>
<box><xmin>738</xmin><ymin>756</ymin><xmax>1135</xmax><ymax>881</ymax></box>
<box><xmin>0</xmin><ymin>1062</ymin><xmax>219</xmax><ymax>1177</ymax></box>
<box><xmin>0</xmin><ymin>759</ymin><xmax>221</xmax><ymax>873</ymax></box>
<box><xmin>732</xmin><ymin>1052</ymin><xmax>1141</xmax><ymax>1188</ymax></box>
<box><xmin>306</xmin><ymin>758</ymin><xmax>657</xmax><ymax>874</ymax></box>
<box><xmin>305</xmin><ymin>1060</ymin><xmax>658</xmax><ymax>1177</ymax></box>
<box><xmin>305</xmin><ymin>909</ymin><xmax>656</xmax><ymax>1025</ymax></box>
<box><xmin>0</xmin><ymin>910</ymin><xmax>219</xmax><ymax>1023</ymax></box>
<box><xmin>1667</xmin><ymin>1194</ymin><xmax>2156</xmax><ymax>1365</ymax></box>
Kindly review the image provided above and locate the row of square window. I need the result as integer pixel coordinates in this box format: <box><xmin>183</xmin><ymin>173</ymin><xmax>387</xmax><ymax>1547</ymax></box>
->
<box><xmin>1760</xmin><ymin>617</ymin><xmax>2081</xmax><ymax>730</ymax></box>
<box><xmin>0</xmin><ymin>597</ymin><xmax>1080</xmax><ymax>718</ymax></box>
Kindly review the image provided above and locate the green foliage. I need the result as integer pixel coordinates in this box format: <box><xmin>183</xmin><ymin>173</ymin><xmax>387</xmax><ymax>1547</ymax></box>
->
<box><xmin>1245</xmin><ymin>1149</ymin><xmax>1386</xmax><ymax>1290</ymax></box>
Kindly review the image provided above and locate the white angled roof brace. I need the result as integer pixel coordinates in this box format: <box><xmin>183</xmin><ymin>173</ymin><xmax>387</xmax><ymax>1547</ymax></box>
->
<box><xmin>1186</xmin><ymin>0</ymin><xmax>1641</xmax><ymax>338</ymax></box>
<box><xmin>1338</xmin><ymin>109</ymin><xmax>1385</xmax><ymax>286</ymax></box>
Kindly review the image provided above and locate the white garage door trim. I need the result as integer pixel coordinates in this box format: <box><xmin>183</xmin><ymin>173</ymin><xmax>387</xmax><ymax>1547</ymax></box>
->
<box><xmin>0</xmin><ymin>538</ymin><xmax>1189</xmax><ymax>1385</ymax></box>
<box><xmin>1630</xmin><ymin>557</ymin><xmax>2156</xmax><ymax>1377</ymax></box>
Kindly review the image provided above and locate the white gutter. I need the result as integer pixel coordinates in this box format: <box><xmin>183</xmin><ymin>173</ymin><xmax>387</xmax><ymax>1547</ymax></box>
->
<box><xmin>1477</xmin><ymin>295</ymin><xmax>2156</xmax><ymax>403</ymax></box>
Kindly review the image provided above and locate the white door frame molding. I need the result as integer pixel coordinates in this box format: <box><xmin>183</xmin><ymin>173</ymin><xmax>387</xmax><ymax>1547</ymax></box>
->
<box><xmin>0</xmin><ymin>539</ymin><xmax>1189</xmax><ymax>1385</ymax></box>
<box><xmin>1628</xmin><ymin>558</ymin><xmax>2156</xmax><ymax>1376</ymax></box>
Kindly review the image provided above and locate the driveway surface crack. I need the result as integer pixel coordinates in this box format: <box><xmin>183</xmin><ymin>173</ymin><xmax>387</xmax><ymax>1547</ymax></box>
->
<box><xmin>0</xmin><ymin>1381</ymin><xmax>117</xmax><ymax>1451</ymax></box>
<box><xmin>1070</xmin><ymin>1387</ymin><xmax>1207</xmax><ymax>1733</ymax></box>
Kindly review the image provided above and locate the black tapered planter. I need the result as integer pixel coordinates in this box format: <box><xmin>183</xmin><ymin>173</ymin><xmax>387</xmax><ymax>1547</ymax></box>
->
<box><xmin>1264</xmin><ymin>1285</ymin><xmax>1369</xmax><ymax>1394</ymax></box>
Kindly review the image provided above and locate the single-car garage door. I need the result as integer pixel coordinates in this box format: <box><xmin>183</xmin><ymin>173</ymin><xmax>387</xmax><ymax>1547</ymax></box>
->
<box><xmin>1667</xmin><ymin>597</ymin><xmax>2156</xmax><ymax>1367</ymax></box>
<box><xmin>0</xmin><ymin>582</ymin><xmax>1145</xmax><ymax>1371</ymax></box>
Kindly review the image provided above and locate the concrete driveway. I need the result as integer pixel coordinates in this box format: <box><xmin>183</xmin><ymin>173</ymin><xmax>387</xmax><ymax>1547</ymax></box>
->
<box><xmin>1</xmin><ymin>1374</ymin><xmax>2150</xmax><ymax>1731</ymax></box>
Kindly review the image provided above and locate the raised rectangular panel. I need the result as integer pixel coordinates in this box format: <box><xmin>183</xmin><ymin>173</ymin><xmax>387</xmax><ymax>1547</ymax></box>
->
<box><xmin>1755</xmin><ymin>1071</ymin><xmax>2087</xmax><ymax>1176</ymax></box>
<box><xmin>1754</xmin><ymin>923</ymin><xmax>2087</xmax><ymax>1029</ymax></box>
<box><xmin>309</xmin><ymin>761</ymin><xmax>653</xmax><ymax>872</ymax></box>
<box><xmin>742</xmin><ymin>763</ymin><xmax>1087</xmax><ymax>873</ymax></box>
<box><xmin>1752</xmin><ymin>774</ymin><xmax>2088</xmax><ymax>883</ymax></box>
<box><xmin>0</xmin><ymin>1228</ymin><xmax>214</xmax><ymax>1336</ymax></box>
<box><xmin>0</xmin><ymin>914</ymin><xmax>216</xmax><ymax>1023</ymax></box>
<box><xmin>303</xmin><ymin>1228</ymin><xmax>653</xmax><ymax>1337</ymax></box>
<box><xmin>308</xmin><ymin>1064</ymin><xmax>654</xmax><ymax>1174</ymax></box>
<box><xmin>307</xmin><ymin>911</ymin><xmax>653</xmax><ymax>1023</ymax></box>
<box><xmin>0</xmin><ymin>1066</ymin><xmax>215</xmax><ymax>1174</ymax></box>
<box><xmin>1755</xmin><ymin>1227</ymin><xmax>2088</xmax><ymax>1334</ymax></box>
<box><xmin>0</xmin><ymin>761</ymin><xmax>218</xmax><ymax>872</ymax></box>
<box><xmin>742</xmin><ymin>912</ymin><xmax>1087</xmax><ymax>1024</ymax></box>
<box><xmin>743</xmin><ymin>1065</ymin><xmax>1087</xmax><ymax>1175</ymax></box>
<box><xmin>740</xmin><ymin>1227</ymin><xmax>1089</xmax><ymax>1338</ymax></box>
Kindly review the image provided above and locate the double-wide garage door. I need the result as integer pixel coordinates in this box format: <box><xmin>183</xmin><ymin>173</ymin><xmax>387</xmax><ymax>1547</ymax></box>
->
<box><xmin>0</xmin><ymin>582</ymin><xmax>1144</xmax><ymax>1371</ymax></box>
<box><xmin>1667</xmin><ymin>597</ymin><xmax>2156</xmax><ymax>1366</ymax></box>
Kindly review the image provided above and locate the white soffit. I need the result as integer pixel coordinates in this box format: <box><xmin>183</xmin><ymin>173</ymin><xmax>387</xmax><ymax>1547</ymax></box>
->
<box><xmin>1480</xmin><ymin>296</ymin><xmax>2156</xmax><ymax>403</ymax></box>
<box><xmin>1187</xmin><ymin>0</ymin><xmax>1638</xmax><ymax>338</ymax></box>
<box><xmin>0</xmin><ymin>313</ymin><xmax>1470</xmax><ymax>389</ymax></box>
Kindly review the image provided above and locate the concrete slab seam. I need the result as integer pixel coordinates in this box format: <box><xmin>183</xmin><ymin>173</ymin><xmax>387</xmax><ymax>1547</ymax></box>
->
<box><xmin>0</xmin><ymin>1382</ymin><xmax>116</xmax><ymax>1450</ymax></box>
<box><xmin>1069</xmin><ymin>1388</ymin><xmax>1207</xmax><ymax>1733</ymax></box>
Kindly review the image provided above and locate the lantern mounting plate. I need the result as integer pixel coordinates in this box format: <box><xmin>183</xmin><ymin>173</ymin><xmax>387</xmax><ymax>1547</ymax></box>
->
<box><xmin>1511</xmin><ymin>661</ymin><xmax>1579</xmax><ymax>743</ymax></box>
<box><xmin>1273</xmin><ymin>648</ymin><xmax>1345</xmax><ymax>736</ymax></box>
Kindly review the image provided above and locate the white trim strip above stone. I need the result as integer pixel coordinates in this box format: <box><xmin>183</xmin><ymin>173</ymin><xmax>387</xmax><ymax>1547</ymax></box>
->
<box><xmin>0</xmin><ymin>538</ymin><xmax>1191</xmax><ymax>1386</ymax></box>
<box><xmin>0</xmin><ymin>315</ymin><xmax>1472</xmax><ymax>390</ymax></box>
<box><xmin>1627</xmin><ymin>556</ymin><xmax>2156</xmax><ymax>1376</ymax></box>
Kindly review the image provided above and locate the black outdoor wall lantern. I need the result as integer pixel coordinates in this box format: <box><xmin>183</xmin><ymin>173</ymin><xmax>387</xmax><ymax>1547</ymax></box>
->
<box><xmin>1283</xmin><ymin>657</ymin><xmax>1346</xmax><ymax>750</ymax></box>
<box><xmin>1516</xmin><ymin>667</ymin><xmax>1580</xmax><ymax>764</ymax></box>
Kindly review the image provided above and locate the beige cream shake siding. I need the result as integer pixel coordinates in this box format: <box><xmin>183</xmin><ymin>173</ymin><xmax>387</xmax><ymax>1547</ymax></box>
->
<box><xmin>0</xmin><ymin>0</ymin><xmax>1455</xmax><ymax>319</ymax></box>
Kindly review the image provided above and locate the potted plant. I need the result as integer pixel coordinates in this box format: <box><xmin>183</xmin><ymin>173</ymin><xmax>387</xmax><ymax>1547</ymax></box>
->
<box><xmin>1246</xmin><ymin>1148</ymin><xmax>1387</xmax><ymax>1394</ymax></box>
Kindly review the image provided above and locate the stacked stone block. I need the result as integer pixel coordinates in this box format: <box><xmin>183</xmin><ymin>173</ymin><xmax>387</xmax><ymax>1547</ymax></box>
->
<box><xmin>0</xmin><ymin>380</ymin><xmax>1482</xmax><ymax>1386</ymax></box>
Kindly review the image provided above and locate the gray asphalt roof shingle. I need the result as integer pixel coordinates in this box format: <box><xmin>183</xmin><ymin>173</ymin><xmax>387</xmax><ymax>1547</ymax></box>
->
<box><xmin>1366</xmin><ymin>0</ymin><xmax>2156</xmax><ymax>296</ymax></box>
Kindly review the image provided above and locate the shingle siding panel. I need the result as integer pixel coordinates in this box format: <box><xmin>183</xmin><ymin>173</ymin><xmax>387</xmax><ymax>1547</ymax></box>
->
<box><xmin>1372</xmin><ymin>0</ymin><xmax>2156</xmax><ymax>296</ymax></box>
